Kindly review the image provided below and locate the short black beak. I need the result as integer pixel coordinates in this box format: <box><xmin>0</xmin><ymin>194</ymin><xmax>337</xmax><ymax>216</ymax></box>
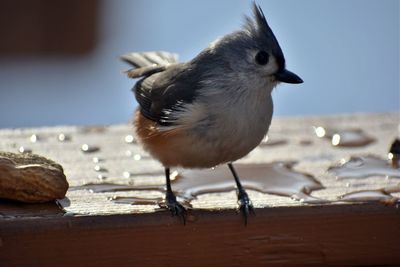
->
<box><xmin>275</xmin><ymin>69</ymin><xmax>303</xmax><ymax>84</ymax></box>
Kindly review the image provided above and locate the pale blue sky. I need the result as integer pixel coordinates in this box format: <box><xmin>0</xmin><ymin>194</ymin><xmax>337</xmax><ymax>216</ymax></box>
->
<box><xmin>0</xmin><ymin>0</ymin><xmax>398</xmax><ymax>128</ymax></box>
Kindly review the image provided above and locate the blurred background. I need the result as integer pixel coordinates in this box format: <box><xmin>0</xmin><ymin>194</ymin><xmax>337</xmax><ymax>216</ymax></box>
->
<box><xmin>0</xmin><ymin>0</ymin><xmax>398</xmax><ymax>128</ymax></box>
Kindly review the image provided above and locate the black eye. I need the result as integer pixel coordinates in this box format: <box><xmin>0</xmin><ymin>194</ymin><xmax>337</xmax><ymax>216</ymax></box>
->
<box><xmin>255</xmin><ymin>51</ymin><xmax>269</xmax><ymax>65</ymax></box>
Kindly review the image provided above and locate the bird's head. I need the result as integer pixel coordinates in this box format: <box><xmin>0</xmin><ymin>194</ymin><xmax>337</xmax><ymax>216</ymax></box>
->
<box><xmin>205</xmin><ymin>3</ymin><xmax>303</xmax><ymax>87</ymax></box>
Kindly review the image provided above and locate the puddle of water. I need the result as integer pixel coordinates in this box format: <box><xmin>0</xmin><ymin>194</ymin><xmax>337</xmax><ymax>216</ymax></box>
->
<box><xmin>109</xmin><ymin>196</ymin><xmax>193</xmax><ymax>211</ymax></box>
<box><xmin>72</xmin><ymin>162</ymin><xmax>325</xmax><ymax>204</ymax></box>
<box><xmin>328</xmin><ymin>156</ymin><xmax>400</xmax><ymax>179</ymax></box>
<box><xmin>314</xmin><ymin>127</ymin><xmax>375</xmax><ymax>147</ymax></box>
<box><xmin>172</xmin><ymin>162</ymin><xmax>325</xmax><ymax>203</ymax></box>
<box><xmin>123</xmin><ymin>170</ymin><xmax>165</xmax><ymax>178</ymax></box>
<box><xmin>109</xmin><ymin>196</ymin><xmax>163</xmax><ymax>205</ymax></box>
<box><xmin>339</xmin><ymin>186</ymin><xmax>400</xmax><ymax>205</ymax></box>
<box><xmin>69</xmin><ymin>183</ymin><xmax>163</xmax><ymax>193</ymax></box>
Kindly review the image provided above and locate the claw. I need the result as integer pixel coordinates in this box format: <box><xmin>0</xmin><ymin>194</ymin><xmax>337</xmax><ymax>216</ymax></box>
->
<box><xmin>165</xmin><ymin>190</ymin><xmax>187</xmax><ymax>225</ymax></box>
<box><xmin>237</xmin><ymin>189</ymin><xmax>255</xmax><ymax>226</ymax></box>
<box><xmin>228</xmin><ymin>163</ymin><xmax>255</xmax><ymax>225</ymax></box>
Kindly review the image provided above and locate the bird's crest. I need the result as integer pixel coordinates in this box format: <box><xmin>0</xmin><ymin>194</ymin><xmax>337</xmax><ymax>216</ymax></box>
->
<box><xmin>244</xmin><ymin>3</ymin><xmax>285</xmax><ymax>69</ymax></box>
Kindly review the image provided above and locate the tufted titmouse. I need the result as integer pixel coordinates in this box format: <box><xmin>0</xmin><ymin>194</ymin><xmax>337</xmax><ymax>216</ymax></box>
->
<box><xmin>121</xmin><ymin>3</ymin><xmax>303</xmax><ymax>224</ymax></box>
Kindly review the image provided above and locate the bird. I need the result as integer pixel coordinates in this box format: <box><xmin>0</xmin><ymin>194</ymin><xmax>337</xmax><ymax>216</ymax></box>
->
<box><xmin>121</xmin><ymin>3</ymin><xmax>303</xmax><ymax>224</ymax></box>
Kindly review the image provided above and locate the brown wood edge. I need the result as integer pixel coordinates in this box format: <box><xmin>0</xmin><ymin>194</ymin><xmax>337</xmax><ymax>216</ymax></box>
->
<box><xmin>0</xmin><ymin>203</ymin><xmax>399</xmax><ymax>266</ymax></box>
<box><xmin>0</xmin><ymin>202</ymin><xmax>397</xmax><ymax>229</ymax></box>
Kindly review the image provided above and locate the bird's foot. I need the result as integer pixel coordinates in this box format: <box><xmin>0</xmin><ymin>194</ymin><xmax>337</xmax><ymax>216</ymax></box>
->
<box><xmin>165</xmin><ymin>191</ymin><xmax>187</xmax><ymax>224</ymax></box>
<box><xmin>237</xmin><ymin>189</ymin><xmax>255</xmax><ymax>225</ymax></box>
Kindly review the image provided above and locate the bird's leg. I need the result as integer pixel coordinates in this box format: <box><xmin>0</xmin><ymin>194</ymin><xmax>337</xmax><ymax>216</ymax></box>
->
<box><xmin>228</xmin><ymin>163</ymin><xmax>254</xmax><ymax>225</ymax></box>
<box><xmin>164</xmin><ymin>167</ymin><xmax>186</xmax><ymax>224</ymax></box>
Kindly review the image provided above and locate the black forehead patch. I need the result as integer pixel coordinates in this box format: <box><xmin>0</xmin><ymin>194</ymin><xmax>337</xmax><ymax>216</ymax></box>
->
<box><xmin>275</xmin><ymin>52</ymin><xmax>285</xmax><ymax>71</ymax></box>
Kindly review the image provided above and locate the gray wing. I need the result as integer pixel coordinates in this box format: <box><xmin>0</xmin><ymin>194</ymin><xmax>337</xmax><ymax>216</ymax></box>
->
<box><xmin>121</xmin><ymin>51</ymin><xmax>199</xmax><ymax>126</ymax></box>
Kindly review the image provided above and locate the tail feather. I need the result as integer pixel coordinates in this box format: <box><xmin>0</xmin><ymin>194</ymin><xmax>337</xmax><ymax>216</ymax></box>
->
<box><xmin>124</xmin><ymin>65</ymin><xmax>166</xmax><ymax>79</ymax></box>
<box><xmin>120</xmin><ymin>51</ymin><xmax>178</xmax><ymax>68</ymax></box>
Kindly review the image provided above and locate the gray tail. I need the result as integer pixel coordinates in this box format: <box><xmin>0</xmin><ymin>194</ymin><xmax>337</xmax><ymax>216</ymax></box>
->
<box><xmin>120</xmin><ymin>51</ymin><xmax>178</xmax><ymax>68</ymax></box>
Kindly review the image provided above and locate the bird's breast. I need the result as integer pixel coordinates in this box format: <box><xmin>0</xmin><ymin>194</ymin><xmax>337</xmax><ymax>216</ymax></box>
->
<box><xmin>188</xmin><ymin>91</ymin><xmax>274</xmax><ymax>161</ymax></box>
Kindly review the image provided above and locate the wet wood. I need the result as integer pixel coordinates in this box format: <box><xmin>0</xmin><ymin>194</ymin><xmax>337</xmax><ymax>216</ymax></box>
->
<box><xmin>0</xmin><ymin>204</ymin><xmax>399</xmax><ymax>267</ymax></box>
<box><xmin>0</xmin><ymin>112</ymin><xmax>399</xmax><ymax>266</ymax></box>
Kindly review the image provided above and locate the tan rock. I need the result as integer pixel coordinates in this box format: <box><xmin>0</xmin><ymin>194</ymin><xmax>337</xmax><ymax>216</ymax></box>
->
<box><xmin>0</xmin><ymin>152</ymin><xmax>69</xmax><ymax>203</ymax></box>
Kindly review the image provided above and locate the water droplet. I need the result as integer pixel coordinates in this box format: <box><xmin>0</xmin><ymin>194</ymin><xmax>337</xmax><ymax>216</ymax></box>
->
<box><xmin>339</xmin><ymin>188</ymin><xmax>398</xmax><ymax>204</ymax></box>
<box><xmin>123</xmin><ymin>171</ymin><xmax>131</xmax><ymax>178</ymax></box>
<box><xmin>170</xmin><ymin>170</ymin><xmax>179</xmax><ymax>180</ymax></box>
<box><xmin>329</xmin><ymin>156</ymin><xmax>400</xmax><ymax>179</ymax></box>
<box><xmin>314</xmin><ymin>126</ymin><xmax>326</xmax><ymax>138</ymax></box>
<box><xmin>29</xmin><ymin>134</ymin><xmax>38</xmax><ymax>143</ymax></box>
<box><xmin>389</xmin><ymin>139</ymin><xmax>400</xmax><ymax>168</ymax></box>
<box><xmin>97</xmin><ymin>174</ymin><xmax>107</xmax><ymax>180</ymax></box>
<box><xmin>94</xmin><ymin>165</ymin><xmax>108</xmax><ymax>172</ymax></box>
<box><xmin>125</xmin><ymin>150</ymin><xmax>133</xmax><ymax>157</ymax></box>
<box><xmin>58</xmin><ymin>133</ymin><xmax>71</xmax><ymax>142</ymax></box>
<box><xmin>133</xmin><ymin>154</ymin><xmax>142</xmax><ymax>161</ymax></box>
<box><xmin>125</xmin><ymin>135</ymin><xmax>135</xmax><ymax>144</ymax></box>
<box><xmin>331</xmin><ymin>134</ymin><xmax>341</xmax><ymax>146</ymax></box>
<box><xmin>92</xmin><ymin>157</ymin><xmax>102</xmax><ymax>163</ymax></box>
<box><xmin>18</xmin><ymin>146</ymin><xmax>32</xmax><ymax>153</ymax></box>
<box><xmin>81</xmin><ymin>144</ymin><xmax>100</xmax><ymax>153</ymax></box>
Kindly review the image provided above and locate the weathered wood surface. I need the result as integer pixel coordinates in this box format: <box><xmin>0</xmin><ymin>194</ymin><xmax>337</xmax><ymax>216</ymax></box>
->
<box><xmin>0</xmin><ymin>112</ymin><xmax>398</xmax><ymax>215</ymax></box>
<box><xmin>0</xmin><ymin>204</ymin><xmax>399</xmax><ymax>267</ymax></box>
<box><xmin>0</xmin><ymin>112</ymin><xmax>399</xmax><ymax>266</ymax></box>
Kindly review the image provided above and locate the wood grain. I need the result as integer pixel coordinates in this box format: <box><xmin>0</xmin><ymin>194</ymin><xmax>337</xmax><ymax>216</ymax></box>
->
<box><xmin>0</xmin><ymin>113</ymin><xmax>399</xmax><ymax>266</ymax></box>
<box><xmin>0</xmin><ymin>204</ymin><xmax>399</xmax><ymax>267</ymax></box>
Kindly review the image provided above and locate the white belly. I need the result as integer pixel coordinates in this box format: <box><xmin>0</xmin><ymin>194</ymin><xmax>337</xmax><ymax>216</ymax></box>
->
<box><xmin>185</xmin><ymin>93</ymin><xmax>274</xmax><ymax>163</ymax></box>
